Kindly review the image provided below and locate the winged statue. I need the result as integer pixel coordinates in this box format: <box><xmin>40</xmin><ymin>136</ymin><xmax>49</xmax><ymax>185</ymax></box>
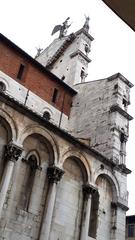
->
<box><xmin>51</xmin><ymin>17</ymin><xmax>71</xmax><ymax>38</ymax></box>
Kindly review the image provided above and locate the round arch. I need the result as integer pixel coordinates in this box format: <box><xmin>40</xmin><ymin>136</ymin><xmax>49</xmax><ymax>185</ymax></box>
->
<box><xmin>25</xmin><ymin>150</ymin><xmax>41</xmax><ymax>167</ymax></box>
<box><xmin>61</xmin><ymin>150</ymin><xmax>91</xmax><ymax>183</ymax></box>
<box><xmin>19</xmin><ymin>124</ymin><xmax>59</xmax><ymax>165</ymax></box>
<box><xmin>0</xmin><ymin>109</ymin><xmax>17</xmax><ymax>141</ymax></box>
<box><xmin>0</xmin><ymin>76</ymin><xmax>10</xmax><ymax>91</ymax></box>
<box><xmin>95</xmin><ymin>172</ymin><xmax>120</xmax><ymax>201</ymax></box>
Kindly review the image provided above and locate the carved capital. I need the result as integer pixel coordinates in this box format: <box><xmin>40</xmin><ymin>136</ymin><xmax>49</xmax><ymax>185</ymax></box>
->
<box><xmin>47</xmin><ymin>166</ymin><xmax>64</xmax><ymax>184</ymax></box>
<box><xmin>120</xmin><ymin>133</ymin><xmax>128</xmax><ymax>143</ymax></box>
<box><xmin>4</xmin><ymin>143</ymin><xmax>23</xmax><ymax>162</ymax></box>
<box><xmin>83</xmin><ymin>183</ymin><xmax>97</xmax><ymax>199</ymax></box>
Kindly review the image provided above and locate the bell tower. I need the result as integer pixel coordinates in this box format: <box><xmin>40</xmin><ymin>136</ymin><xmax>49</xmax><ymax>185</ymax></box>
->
<box><xmin>36</xmin><ymin>17</ymin><xmax>94</xmax><ymax>87</ymax></box>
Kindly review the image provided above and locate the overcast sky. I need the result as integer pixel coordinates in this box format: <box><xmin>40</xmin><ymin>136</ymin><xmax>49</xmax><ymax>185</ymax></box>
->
<box><xmin>1</xmin><ymin>0</ymin><xmax>135</xmax><ymax>214</ymax></box>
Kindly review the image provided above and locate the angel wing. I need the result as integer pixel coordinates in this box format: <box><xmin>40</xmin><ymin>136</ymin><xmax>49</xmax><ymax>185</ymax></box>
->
<box><xmin>51</xmin><ymin>25</ymin><xmax>62</xmax><ymax>35</ymax></box>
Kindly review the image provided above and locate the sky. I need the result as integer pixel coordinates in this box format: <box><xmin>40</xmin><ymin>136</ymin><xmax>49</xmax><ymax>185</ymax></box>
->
<box><xmin>1</xmin><ymin>0</ymin><xmax>135</xmax><ymax>214</ymax></box>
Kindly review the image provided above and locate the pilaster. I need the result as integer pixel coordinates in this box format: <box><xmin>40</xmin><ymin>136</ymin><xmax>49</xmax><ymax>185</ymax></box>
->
<box><xmin>80</xmin><ymin>183</ymin><xmax>97</xmax><ymax>240</ymax></box>
<box><xmin>39</xmin><ymin>166</ymin><xmax>64</xmax><ymax>240</ymax></box>
<box><xmin>0</xmin><ymin>142</ymin><xmax>23</xmax><ymax>217</ymax></box>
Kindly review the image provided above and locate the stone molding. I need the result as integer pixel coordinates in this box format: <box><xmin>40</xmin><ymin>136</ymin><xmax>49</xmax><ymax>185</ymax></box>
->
<box><xmin>70</xmin><ymin>50</ymin><xmax>91</xmax><ymax>63</ymax></box>
<box><xmin>0</xmin><ymin>91</ymin><xmax>131</xmax><ymax>175</ymax></box>
<box><xmin>4</xmin><ymin>143</ymin><xmax>23</xmax><ymax>162</ymax></box>
<box><xmin>111</xmin><ymin>201</ymin><xmax>129</xmax><ymax>211</ymax></box>
<box><xmin>117</xmin><ymin>164</ymin><xmax>131</xmax><ymax>174</ymax></box>
<box><xmin>47</xmin><ymin>166</ymin><xmax>64</xmax><ymax>183</ymax></box>
<box><xmin>110</xmin><ymin>104</ymin><xmax>133</xmax><ymax>121</ymax></box>
<box><xmin>22</xmin><ymin>158</ymin><xmax>42</xmax><ymax>170</ymax></box>
<box><xmin>75</xmin><ymin>28</ymin><xmax>94</xmax><ymax>41</ymax></box>
<box><xmin>107</xmin><ymin>72</ymin><xmax>134</xmax><ymax>88</ymax></box>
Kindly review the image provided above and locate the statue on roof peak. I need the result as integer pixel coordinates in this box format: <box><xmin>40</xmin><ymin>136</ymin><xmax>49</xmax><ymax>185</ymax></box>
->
<box><xmin>35</xmin><ymin>47</ymin><xmax>43</xmax><ymax>59</ymax></box>
<box><xmin>51</xmin><ymin>17</ymin><xmax>71</xmax><ymax>38</ymax></box>
<box><xmin>83</xmin><ymin>15</ymin><xmax>90</xmax><ymax>32</ymax></box>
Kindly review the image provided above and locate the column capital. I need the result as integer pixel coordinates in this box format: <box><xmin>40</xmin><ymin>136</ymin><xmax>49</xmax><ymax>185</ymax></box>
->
<box><xmin>47</xmin><ymin>166</ymin><xmax>64</xmax><ymax>184</ymax></box>
<box><xmin>83</xmin><ymin>183</ymin><xmax>97</xmax><ymax>198</ymax></box>
<box><xmin>4</xmin><ymin>143</ymin><xmax>23</xmax><ymax>162</ymax></box>
<box><xmin>120</xmin><ymin>133</ymin><xmax>128</xmax><ymax>143</ymax></box>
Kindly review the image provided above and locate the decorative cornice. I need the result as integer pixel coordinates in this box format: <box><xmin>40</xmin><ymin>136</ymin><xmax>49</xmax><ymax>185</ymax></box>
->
<box><xmin>4</xmin><ymin>143</ymin><xmax>23</xmax><ymax>162</ymax></box>
<box><xmin>70</xmin><ymin>50</ymin><xmax>91</xmax><ymax>63</ymax></box>
<box><xmin>47</xmin><ymin>166</ymin><xmax>64</xmax><ymax>183</ymax></box>
<box><xmin>46</xmin><ymin>33</ymin><xmax>76</xmax><ymax>69</ymax></box>
<box><xmin>108</xmin><ymin>73</ymin><xmax>134</xmax><ymax>88</ymax></box>
<box><xmin>0</xmin><ymin>91</ymin><xmax>131</xmax><ymax>175</ymax></box>
<box><xmin>117</xmin><ymin>164</ymin><xmax>131</xmax><ymax>174</ymax></box>
<box><xmin>111</xmin><ymin>201</ymin><xmax>129</xmax><ymax>211</ymax></box>
<box><xmin>110</xmin><ymin>104</ymin><xmax>133</xmax><ymax>121</ymax></box>
<box><xmin>75</xmin><ymin>28</ymin><xmax>94</xmax><ymax>41</ymax></box>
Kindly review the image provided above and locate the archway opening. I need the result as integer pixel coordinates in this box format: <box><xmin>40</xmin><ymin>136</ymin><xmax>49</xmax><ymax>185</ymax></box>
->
<box><xmin>50</xmin><ymin>156</ymin><xmax>88</xmax><ymax>240</ymax></box>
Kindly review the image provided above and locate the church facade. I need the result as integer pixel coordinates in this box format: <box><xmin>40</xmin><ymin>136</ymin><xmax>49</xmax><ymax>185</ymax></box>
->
<box><xmin>0</xmin><ymin>19</ymin><xmax>133</xmax><ymax>240</ymax></box>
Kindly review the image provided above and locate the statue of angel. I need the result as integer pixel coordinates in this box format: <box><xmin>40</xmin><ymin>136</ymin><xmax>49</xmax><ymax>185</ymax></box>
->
<box><xmin>51</xmin><ymin>17</ymin><xmax>71</xmax><ymax>38</ymax></box>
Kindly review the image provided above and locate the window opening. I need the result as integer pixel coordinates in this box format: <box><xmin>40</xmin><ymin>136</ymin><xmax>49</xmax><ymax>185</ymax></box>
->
<box><xmin>20</xmin><ymin>155</ymin><xmax>37</xmax><ymax>211</ymax></box>
<box><xmin>17</xmin><ymin>64</ymin><xmax>25</xmax><ymax>80</ymax></box>
<box><xmin>61</xmin><ymin>75</ymin><xmax>65</xmax><ymax>81</ymax></box>
<box><xmin>114</xmin><ymin>84</ymin><xmax>118</xmax><ymax>90</ymax></box>
<box><xmin>52</xmin><ymin>88</ymin><xmax>58</xmax><ymax>103</ymax></box>
<box><xmin>122</xmin><ymin>98</ymin><xmax>128</xmax><ymax>111</ymax></box>
<box><xmin>43</xmin><ymin>111</ymin><xmax>51</xmax><ymax>121</ymax></box>
<box><xmin>0</xmin><ymin>82</ymin><xmax>6</xmax><ymax>92</ymax></box>
<box><xmin>127</xmin><ymin>224</ymin><xmax>135</xmax><ymax>237</ymax></box>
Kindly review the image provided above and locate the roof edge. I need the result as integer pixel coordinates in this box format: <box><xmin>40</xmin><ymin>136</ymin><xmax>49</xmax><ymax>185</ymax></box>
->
<box><xmin>108</xmin><ymin>72</ymin><xmax>134</xmax><ymax>88</ymax></box>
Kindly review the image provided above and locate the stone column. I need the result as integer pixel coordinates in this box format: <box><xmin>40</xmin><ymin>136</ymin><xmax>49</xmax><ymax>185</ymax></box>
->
<box><xmin>0</xmin><ymin>143</ymin><xmax>23</xmax><ymax>217</ymax></box>
<box><xmin>120</xmin><ymin>133</ymin><xmax>128</xmax><ymax>165</ymax></box>
<box><xmin>111</xmin><ymin>201</ymin><xmax>128</xmax><ymax>240</ymax></box>
<box><xmin>80</xmin><ymin>183</ymin><xmax>97</xmax><ymax>240</ymax></box>
<box><xmin>39</xmin><ymin>166</ymin><xmax>64</xmax><ymax>240</ymax></box>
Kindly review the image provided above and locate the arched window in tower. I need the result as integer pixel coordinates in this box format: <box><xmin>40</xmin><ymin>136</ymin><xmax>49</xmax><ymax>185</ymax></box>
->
<box><xmin>20</xmin><ymin>154</ymin><xmax>38</xmax><ymax>211</ymax></box>
<box><xmin>80</xmin><ymin>67</ymin><xmax>87</xmax><ymax>83</ymax></box>
<box><xmin>120</xmin><ymin>131</ymin><xmax>127</xmax><ymax>165</ymax></box>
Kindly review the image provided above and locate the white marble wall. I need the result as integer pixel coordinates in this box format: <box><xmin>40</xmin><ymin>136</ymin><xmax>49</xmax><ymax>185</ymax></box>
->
<box><xmin>68</xmin><ymin>74</ymin><xmax>132</xmax><ymax>164</ymax></box>
<box><xmin>0</xmin><ymin>100</ymin><xmax>128</xmax><ymax>240</ymax></box>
